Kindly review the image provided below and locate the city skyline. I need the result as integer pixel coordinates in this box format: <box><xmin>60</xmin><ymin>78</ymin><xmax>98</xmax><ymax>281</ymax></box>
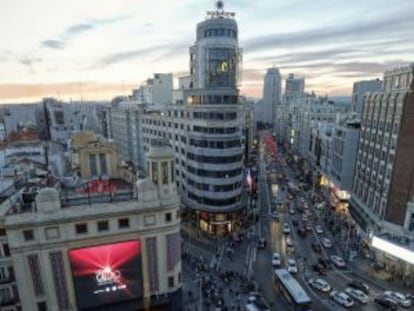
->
<box><xmin>0</xmin><ymin>0</ymin><xmax>413</xmax><ymax>103</ymax></box>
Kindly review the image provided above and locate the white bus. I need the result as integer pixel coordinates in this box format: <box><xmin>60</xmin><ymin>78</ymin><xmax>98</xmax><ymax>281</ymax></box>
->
<box><xmin>274</xmin><ymin>269</ymin><xmax>311</xmax><ymax>311</ymax></box>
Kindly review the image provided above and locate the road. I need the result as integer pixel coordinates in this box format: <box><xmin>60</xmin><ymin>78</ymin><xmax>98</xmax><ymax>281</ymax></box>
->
<box><xmin>252</xmin><ymin>131</ymin><xmax>414</xmax><ymax>311</ymax></box>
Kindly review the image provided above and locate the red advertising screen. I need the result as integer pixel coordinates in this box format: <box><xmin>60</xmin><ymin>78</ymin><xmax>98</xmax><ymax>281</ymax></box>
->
<box><xmin>69</xmin><ymin>240</ymin><xmax>142</xmax><ymax>310</ymax></box>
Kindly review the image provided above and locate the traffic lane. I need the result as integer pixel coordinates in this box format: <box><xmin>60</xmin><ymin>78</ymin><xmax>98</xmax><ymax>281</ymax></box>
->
<box><xmin>253</xmin><ymin>242</ymin><xmax>288</xmax><ymax>310</ymax></box>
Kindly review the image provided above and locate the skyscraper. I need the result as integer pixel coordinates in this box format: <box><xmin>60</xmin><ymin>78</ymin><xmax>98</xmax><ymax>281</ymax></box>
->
<box><xmin>284</xmin><ymin>73</ymin><xmax>305</xmax><ymax>104</ymax></box>
<box><xmin>262</xmin><ymin>67</ymin><xmax>282</xmax><ymax>126</ymax></box>
<box><xmin>351</xmin><ymin>79</ymin><xmax>383</xmax><ymax>113</ymax></box>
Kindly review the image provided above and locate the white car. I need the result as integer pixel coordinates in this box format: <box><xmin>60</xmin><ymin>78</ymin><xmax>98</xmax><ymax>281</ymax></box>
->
<box><xmin>330</xmin><ymin>255</ymin><xmax>346</xmax><ymax>268</ymax></box>
<box><xmin>286</xmin><ymin>237</ymin><xmax>294</xmax><ymax>247</ymax></box>
<box><xmin>321</xmin><ymin>237</ymin><xmax>332</xmax><ymax>248</ymax></box>
<box><xmin>315</xmin><ymin>225</ymin><xmax>324</xmax><ymax>234</ymax></box>
<box><xmin>271</xmin><ymin>252</ymin><xmax>281</xmax><ymax>267</ymax></box>
<box><xmin>344</xmin><ymin>287</ymin><xmax>369</xmax><ymax>304</ymax></box>
<box><xmin>330</xmin><ymin>291</ymin><xmax>354</xmax><ymax>308</ymax></box>
<box><xmin>271</xmin><ymin>211</ymin><xmax>279</xmax><ymax>220</ymax></box>
<box><xmin>384</xmin><ymin>291</ymin><xmax>412</xmax><ymax>307</ymax></box>
<box><xmin>308</xmin><ymin>278</ymin><xmax>331</xmax><ymax>292</ymax></box>
<box><xmin>289</xmin><ymin>208</ymin><xmax>295</xmax><ymax>215</ymax></box>
<box><xmin>283</xmin><ymin>223</ymin><xmax>291</xmax><ymax>234</ymax></box>
<box><xmin>287</xmin><ymin>259</ymin><xmax>298</xmax><ymax>274</ymax></box>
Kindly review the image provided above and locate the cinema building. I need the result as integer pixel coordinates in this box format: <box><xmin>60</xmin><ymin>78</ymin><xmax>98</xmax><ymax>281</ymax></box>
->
<box><xmin>2</xmin><ymin>140</ymin><xmax>181</xmax><ymax>311</ymax></box>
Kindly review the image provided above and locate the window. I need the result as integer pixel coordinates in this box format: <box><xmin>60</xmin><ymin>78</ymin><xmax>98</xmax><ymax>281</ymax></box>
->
<box><xmin>75</xmin><ymin>223</ymin><xmax>88</xmax><ymax>234</ymax></box>
<box><xmin>178</xmin><ymin>272</ymin><xmax>182</xmax><ymax>283</ymax></box>
<box><xmin>118</xmin><ymin>218</ymin><xmax>130</xmax><ymax>229</ymax></box>
<box><xmin>168</xmin><ymin>276</ymin><xmax>174</xmax><ymax>288</ymax></box>
<box><xmin>161</xmin><ymin>161</ymin><xmax>169</xmax><ymax>185</ymax></box>
<box><xmin>3</xmin><ymin>244</ymin><xmax>10</xmax><ymax>257</ymax></box>
<box><xmin>37</xmin><ymin>302</ymin><xmax>47</xmax><ymax>311</ymax></box>
<box><xmin>165</xmin><ymin>212</ymin><xmax>172</xmax><ymax>222</ymax></box>
<box><xmin>97</xmin><ymin>220</ymin><xmax>109</xmax><ymax>232</ymax></box>
<box><xmin>23</xmin><ymin>229</ymin><xmax>34</xmax><ymax>241</ymax></box>
<box><xmin>89</xmin><ymin>154</ymin><xmax>98</xmax><ymax>177</ymax></box>
<box><xmin>0</xmin><ymin>228</ymin><xmax>5</xmax><ymax>236</ymax></box>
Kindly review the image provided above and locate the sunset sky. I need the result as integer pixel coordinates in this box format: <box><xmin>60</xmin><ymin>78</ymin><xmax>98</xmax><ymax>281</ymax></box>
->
<box><xmin>1</xmin><ymin>0</ymin><xmax>413</xmax><ymax>103</ymax></box>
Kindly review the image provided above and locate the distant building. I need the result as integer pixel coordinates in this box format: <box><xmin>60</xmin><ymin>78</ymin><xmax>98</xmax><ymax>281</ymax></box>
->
<box><xmin>284</xmin><ymin>73</ymin><xmax>305</xmax><ymax>104</ymax></box>
<box><xmin>2</xmin><ymin>140</ymin><xmax>182</xmax><ymax>310</ymax></box>
<box><xmin>70</xmin><ymin>132</ymin><xmax>120</xmax><ymax>179</ymax></box>
<box><xmin>261</xmin><ymin>67</ymin><xmax>282</xmax><ymax>126</ymax></box>
<box><xmin>351</xmin><ymin>79</ymin><xmax>382</xmax><ymax>113</ymax></box>
<box><xmin>132</xmin><ymin>73</ymin><xmax>173</xmax><ymax>107</ymax></box>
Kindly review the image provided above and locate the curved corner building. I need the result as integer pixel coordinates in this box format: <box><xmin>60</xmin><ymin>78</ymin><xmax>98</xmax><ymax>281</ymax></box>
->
<box><xmin>181</xmin><ymin>3</ymin><xmax>244</xmax><ymax>235</ymax></box>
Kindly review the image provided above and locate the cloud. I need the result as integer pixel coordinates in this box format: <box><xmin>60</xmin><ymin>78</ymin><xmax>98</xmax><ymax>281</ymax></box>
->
<box><xmin>20</xmin><ymin>57</ymin><xmax>43</xmax><ymax>67</ymax></box>
<box><xmin>99</xmin><ymin>45</ymin><xmax>168</xmax><ymax>66</ymax></box>
<box><xmin>41</xmin><ymin>15</ymin><xmax>129</xmax><ymax>50</ymax></box>
<box><xmin>242</xmin><ymin>9</ymin><xmax>414</xmax><ymax>53</ymax></box>
<box><xmin>41</xmin><ymin>40</ymin><xmax>65</xmax><ymax>49</ymax></box>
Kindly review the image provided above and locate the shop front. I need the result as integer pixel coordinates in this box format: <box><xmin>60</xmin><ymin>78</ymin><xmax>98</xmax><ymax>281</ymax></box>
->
<box><xmin>197</xmin><ymin>211</ymin><xmax>239</xmax><ymax>236</ymax></box>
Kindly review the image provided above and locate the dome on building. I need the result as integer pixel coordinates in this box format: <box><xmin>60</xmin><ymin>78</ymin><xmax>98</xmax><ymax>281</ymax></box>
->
<box><xmin>135</xmin><ymin>178</ymin><xmax>159</xmax><ymax>202</ymax></box>
<box><xmin>36</xmin><ymin>187</ymin><xmax>61</xmax><ymax>213</ymax></box>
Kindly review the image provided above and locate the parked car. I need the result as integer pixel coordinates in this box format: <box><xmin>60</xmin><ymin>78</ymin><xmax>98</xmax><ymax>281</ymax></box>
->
<box><xmin>257</xmin><ymin>238</ymin><xmax>266</xmax><ymax>249</ymax></box>
<box><xmin>374</xmin><ymin>297</ymin><xmax>398</xmax><ymax>310</ymax></box>
<box><xmin>271</xmin><ymin>252</ymin><xmax>281</xmax><ymax>267</ymax></box>
<box><xmin>384</xmin><ymin>291</ymin><xmax>412</xmax><ymax>307</ymax></box>
<box><xmin>330</xmin><ymin>291</ymin><xmax>354</xmax><ymax>308</ymax></box>
<box><xmin>347</xmin><ymin>280</ymin><xmax>370</xmax><ymax>294</ymax></box>
<box><xmin>344</xmin><ymin>287</ymin><xmax>369</xmax><ymax>304</ymax></box>
<box><xmin>311</xmin><ymin>243</ymin><xmax>322</xmax><ymax>252</ymax></box>
<box><xmin>315</xmin><ymin>224</ymin><xmax>324</xmax><ymax>234</ymax></box>
<box><xmin>330</xmin><ymin>255</ymin><xmax>346</xmax><ymax>268</ymax></box>
<box><xmin>308</xmin><ymin>278</ymin><xmax>331</xmax><ymax>292</ymax></box>
<box><xmin>321</xmin><ymin>237</ymin><xmax>332</xmax><ymax>248</ymax></box>
<box><xmin>287</xmin><ymin>259</ymin><xmax>298</xmax><ymax>274</ymax></box>
<box><xmin>283</xmin><ymin>223</ymin><xmax>291</xmax><ymax>234</ymax></box>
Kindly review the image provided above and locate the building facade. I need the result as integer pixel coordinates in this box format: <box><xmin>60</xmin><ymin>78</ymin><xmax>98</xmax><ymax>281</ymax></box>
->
<box><xmin>3</xmin><ymin>140</ymin><xmax>182</xmax><ymax>311</ymax></box>
<box><xmin>352</xmin><ymin>79</ymin><xmax>383</xmax><ymax>114</ymax></box>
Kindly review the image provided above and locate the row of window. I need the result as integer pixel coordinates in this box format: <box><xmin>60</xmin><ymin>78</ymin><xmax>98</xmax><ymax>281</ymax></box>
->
<box><xmin>187</xmin><ymin>152</ymin><xmax>242</xmax><ymax>164</ymax></box>
<box><xmin>187</xmin><ymin>95</ymin><xmax>238</xmax><ymax>105</ymax></box>
<box><xmin>187</xmin><ymin>178</ymin><xmax>241</xmax><ymax>192</ymax></box>
<box><xmin>187</xmin><ymin>192</ymin><xmax>240</xmax><ymax>206</ymax></box>
<box><xmin>193</xmin><ymin>126</ymin><xmax>238</xmax><ymax>134</ymax></box>
<box><xmin>204</xmin><ymin>28</ymin><xmax>237</xmax><ymax>38</ymax></box>
<box><xmin>22</xmin><ymin>213</ymin><xmax>176</xmax><ymax>241</ymax></box>
<box><xmin>189</xmin><ymin>138</ymin><xmax>241</xmax><ymax>149</ymax></box>
<box><xmin>186</xmin><ymin>165</ymin><xmax>242</xmax><ymax>178</ymax></box>
<box><xmin>193</xmin><ymin>112</ymin><xmax>237</xmax><ymax>120</ymax></box>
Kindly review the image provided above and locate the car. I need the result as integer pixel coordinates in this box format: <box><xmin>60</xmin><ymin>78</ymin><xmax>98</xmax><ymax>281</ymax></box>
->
<box><xmin>282</xmin><ymin>223</ymin><xmax>291</xmax><ymax>234</ymax></box>
<box><xmin>297</xmin><ymin>227</ymin><xmax>307</xmax><ymax>237</ymax></box>
<box><xmin>312</xmin><ymin>263</ymin><xmax>327</xmax><ymax>275</ymax></box>
<box><xmin>305</xmin><ymin>223</ymin><xmax>312</xmax><ymax>231</ymax></box>
<box><xmin>289</xmin><ymin>208</ymin><xmax>295</xmax><ymax>215</ymax></box>
<box><xmin>303</xmin><ymin>203</ymin><xmax>309</xmax><ymax>209</ymax></box>
<box><xmin>318</xmin><ymin>257</ymin><xmax>332</xmax><ymax>270</ymax></box>
<box><xmin>321</xmin><ymin>237</ymin><xmax>332</xmax><ymax>248</ymax></box>
<box><xmin>287</xmin><ymin>259</ymin><xmax>298</xmax><ymax>274</ymax></box>
<box><xmin>271</xmin><ymin>252</ymin><xmax>281</xmax><ymax>267</ymax></box>
<box><xmin>271</xmin><ymin>211</ymin><xmax>279</xmax><ymax>220</ymax></box>
<box><xmin>257</xmin><ymin>238</ymin><xmax>267</xmax><ymax>249</ymax></box>
<box><xmin>344</xmin><ymin>287</ymin><xmax>369</xmax><ymax>304</ymax></box>
<box><xmin>311</xmin><ymin>243</ymin><xmax>322</xmax><ymax>252</ymax></box>
<box><xmin>291</xmin><ymin>218</ymin><xmax>299</xmax><ymax>226</ymax></box>
<box><xmin>347</xmin><ymin>280</ymin><xmax>370</xmax><ymax>294</ymax></box>
<box><xmin>308</xmin><ymin>278</ymin><xmax>331</xmax><ymax>292</ymax></box>
<box><xmin>247</xmin><ymin>292</ymin><xmax>271</xmax><ymax>311</ymax></box>
<box><xmin>301</xmin><ymin>214</ymin><xmax>308</xmax><ymax>222</ymax></box>
<box><xmin>330</xmin><ymin>291</ymin><xmax>354</xmax><ymax>308</ymax></box>
<box><xmin>286</xmin><ymin>237</ymin><xmax>294</xmax><ymax>247</ymax></box>
<box><xmin>330</xmin><ymin>255</ymin><xmax>346</xmax><ymax>268</ymax></box>
<box><xmin>300</xmin><ymin>197</ymin><xmax>306</xmax><ymax>204</ymax></box>
<box><xmin>315</xmin><ymin>225</ymin><xmax>324</xmax><ymax>234</ymax></box>
<box><xmin>384</xmin><ymin>291</ymin><xmax>412</xmax><ymax>307</ymax></box>
<box><xmin>374</xmin><ymin>297</ymin><xmax>398</xmax><ymax>310</ymax></box>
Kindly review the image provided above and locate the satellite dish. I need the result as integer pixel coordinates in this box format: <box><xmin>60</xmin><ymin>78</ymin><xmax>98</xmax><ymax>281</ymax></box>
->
<box><xmin>216</xmin><ymin>0</ymin><xmax>224</xmax><ymax>10</ymax></box>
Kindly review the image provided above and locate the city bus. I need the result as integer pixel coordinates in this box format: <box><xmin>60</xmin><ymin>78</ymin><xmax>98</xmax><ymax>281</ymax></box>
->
<box><xmin>273</xmin><ymin>269</ymin><xmax>312</xmax><ymax>310</ymax></box>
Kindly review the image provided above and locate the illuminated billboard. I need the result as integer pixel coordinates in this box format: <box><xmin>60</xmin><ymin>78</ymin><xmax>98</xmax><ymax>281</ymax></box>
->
<box><xmin>372</xmin><ymin>236</ymin><xmax>414</xmax><ymax>265</ymax></box>
<box><xmin>69</xmin><ymin>241</ymin><xmax>142</xmax><ymax>310</ymax></box>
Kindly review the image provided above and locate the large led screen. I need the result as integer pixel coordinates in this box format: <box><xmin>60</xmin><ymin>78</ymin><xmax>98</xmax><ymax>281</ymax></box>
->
<box><xmin>69</xmin><ymin>240</ymin><xmax>142</xmax><ymax>310</ymax></box>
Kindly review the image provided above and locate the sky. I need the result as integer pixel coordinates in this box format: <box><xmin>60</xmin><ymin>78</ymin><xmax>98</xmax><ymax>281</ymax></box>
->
<box><xmin>0</xmin><ymin>0</ymin><xmax>413</xmax><ymax>103</ymax></box>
